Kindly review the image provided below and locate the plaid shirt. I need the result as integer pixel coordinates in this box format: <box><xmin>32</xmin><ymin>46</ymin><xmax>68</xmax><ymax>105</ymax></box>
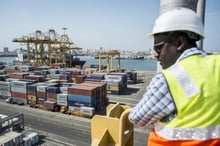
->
<box><xmin>129</xmin><ymin>47</ymin><xmax>207</xmax><ymax>127</ymax></box>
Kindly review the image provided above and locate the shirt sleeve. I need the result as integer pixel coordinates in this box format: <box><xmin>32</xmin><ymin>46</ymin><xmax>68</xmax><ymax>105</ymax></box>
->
<box><xmin>128</xmin><ymin>73</ymin><xmax>176</xmax><ymax>127</ymax></box>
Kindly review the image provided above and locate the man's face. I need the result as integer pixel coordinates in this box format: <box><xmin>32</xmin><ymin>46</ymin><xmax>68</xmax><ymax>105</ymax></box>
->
<box><xmin>153</xmin><ymin>33</ymin><xmax>181</xmax><ymax>69</ymax></box>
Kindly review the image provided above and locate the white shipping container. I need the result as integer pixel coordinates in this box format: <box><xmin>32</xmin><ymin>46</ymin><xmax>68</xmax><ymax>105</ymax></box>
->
<box><xmin>22</xmin><ymin>131</ymin><xmax>39</xmax><ymax>145</ymax></box>
<box><xmin>36</xmin><ymin>85</ymin><xmax>48</xmax><ymax>92</ymax></box>
<box><xmin>12</xmin><ymin>97</ymin><xmax>27</xmax><ymax>105</ymax></box>
<box><xmin>10</xmin><ymin>81</ymin><xmax>29</xmax><ymax>88</ymax></box>
<box><xmin>10</xmin><ymin>81</ymin><xmax>30</xmax><ymax>93</ymax></box>
<box><xmin>48</xmin><ymin>69</ymin><xmax>58</xmax><ymax>74</ymax></box>
<box><xmin>13</xmin><ymin>133</ymin><xmax>23</xmax><ymax>145</ymax></box>
<box><xmin>68</xmin><ymin>106</ymin><xmax>80</xmax><ymax>112</ymax></box>
<box><xmin>0</xmin><ymin>86</ymin><xmax>11</xmax><ymax>91</ymax></box>
<box><xmin>0</xmin><ymin>131</ymin><xmax>22</xmax><ymax>145</ymax></box>
<box><xmin>0</xmin><ymin>81</ymin><xmax>10</xmax><ymax>87</ymax></box>
<box><xmin>105</xmin><ymin>74</ymin><xmax>123</xmax><ymax>81</ymax></box>
<box><xmin>57</xmin><ymin>94</ymin><xmax>68</xmax><ymax>106</ymax></box>
<box><xmin>11</xmin><ymin>86</ymin><xmax>27</xmax><ymax>93</ymax></box>
<box><xmin>17</xmin><ymin>65</ymin><xmax>34</xmax><ymax>72</ymax></box>
<box><xmin>103</xmin><ymin>80</ymin><xmax>121</xmax><ymax>86</ymax></box>
<box><xmin>0</xmin><ymin>91</ymin><xmax>11</xmax><ymax>96</ymax></box>
<box><xmin>0</xmin><ymin>85</ymin><xmax>11</xmax><ymax>91</ymax></box>
<box><xmin>60</xmin><ymin>87</ymin><xmax>68</xmax><ymax>94</ymax></box>
<box><xmin>61</xmin><ymin>83</ymin><xmax>75</xmax><ymax>87</ymax></box>
<box><xmin>47</xmin><ymin>74</ymin><xmax>63</xmax><ymax>79</ymax></box>
<box><xmin>53</xmin><ymin>74</ymin><xmax>62</xmax><ymax>79</ymax></box>
<box><xmin>23</xmin><ymin>137</ymin><xmax>32</xmax><ymax>146</ymax></box>
<box><xmin>5</xmin><ymin>78</ymin><xmax>19</xmax><ymax>82</ymax></box>
<box><xmin>27</xmin><ymin>132</ymin><xmax>39</xmax><ymax>145</ymax></box>
<box><xmin>80</xmin><ymin>106</ymin><xmax>95</xmax><ymax>117</ymax></box>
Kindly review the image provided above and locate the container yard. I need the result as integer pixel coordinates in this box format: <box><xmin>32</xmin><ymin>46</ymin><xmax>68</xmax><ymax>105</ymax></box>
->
<box><xmin>0</xmin><ymin>63</ymin><xmax>146</xmax><ymax>145</ymax></box>
<box><xmin>0</xmin><ymin>64</ymin><xmax>141</xmax><ymax>116</ymax></box>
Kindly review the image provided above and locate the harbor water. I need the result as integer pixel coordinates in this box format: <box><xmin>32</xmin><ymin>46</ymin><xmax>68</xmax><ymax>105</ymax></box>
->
<box><xmin>0</xmin><ymin>56</ymin><xmax>157</xmax><ymax>71</ymax></box>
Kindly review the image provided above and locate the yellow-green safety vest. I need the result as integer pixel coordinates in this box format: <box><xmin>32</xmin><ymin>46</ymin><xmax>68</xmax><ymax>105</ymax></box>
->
<box><xmin>155</xmin><ymin>54</ymin><xmax>220</xmax><ymax>140</ymax></box>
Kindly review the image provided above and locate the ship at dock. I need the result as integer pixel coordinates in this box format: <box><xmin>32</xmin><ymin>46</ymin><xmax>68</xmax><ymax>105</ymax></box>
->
<box><xmin>12</xmin><ymin>29</ymin><xmax>86</xmax><ymax>68</ymax></box>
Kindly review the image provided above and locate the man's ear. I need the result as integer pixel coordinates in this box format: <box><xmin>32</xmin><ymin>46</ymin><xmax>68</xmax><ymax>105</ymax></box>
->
<box><xmin>176</xmin><ymin>36</ymin><xmax>186</xmax><ymax>52</ymax></box>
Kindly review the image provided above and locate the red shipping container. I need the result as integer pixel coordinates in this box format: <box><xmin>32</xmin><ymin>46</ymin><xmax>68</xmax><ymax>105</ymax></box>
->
<box><xmin>25</xmin><ymin>75</ymin><xmax>45</xmax><ymax>82</ymax></box>
<box><xmin>37</xmin><ymin>91</ymin><xmax>47</xmax><ymax>98</ymax></box>
<box><xmin>34</xmin><ymin>67</ymin><xmax>50</xmax><ymax>71</ymax></box>
<box><xmin>47</xmin><ymin>93</ymin><xmax>57</xmax><ymax>99</ymax></box>
<box><xmin>44</xmin><ymin>101</ymin><xmax>56</xmax><ymax>110</ymax></box>
<box><xmin>68</xmin><ymin>85</ymin><xmax>97</xmax><ymax>97</ymax></box>
<box><xmin>8</xmin><ymin>72</ymin><xmax>29</xmax><ymax>79</ymax></box>
<box><xmin>11</xmin><ymin>91</ymin><xmax>27</xmax><ymax>99</ymax></box>
<box><xmin>6</xmin><ymin>69</ymin><xmax>17</xmax><ymax>74</ymax></box>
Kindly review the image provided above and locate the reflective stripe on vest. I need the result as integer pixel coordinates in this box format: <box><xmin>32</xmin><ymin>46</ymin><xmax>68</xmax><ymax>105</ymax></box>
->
<box><xmin>167</xmin><ymin>64</ymin><xmax>199</xmax><ymax>98</ymax></box>
<box><xmin>155</xmin><ymin>123</ymin><xmax>220</xmax><ymax>140</ymax></box>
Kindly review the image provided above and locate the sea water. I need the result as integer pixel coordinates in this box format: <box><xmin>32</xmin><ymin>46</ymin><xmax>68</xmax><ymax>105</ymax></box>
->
<box><xmin>0</xmin><ymin>56</ymin><xmax>157</xmax><ymax>71</ymax></box>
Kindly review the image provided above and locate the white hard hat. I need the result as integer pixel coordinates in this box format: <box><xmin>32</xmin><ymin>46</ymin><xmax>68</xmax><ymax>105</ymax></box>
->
<box><xmin>148</xmin><ymin>7</ymin><xmax>204</xmax><ymax>40</ymax></box>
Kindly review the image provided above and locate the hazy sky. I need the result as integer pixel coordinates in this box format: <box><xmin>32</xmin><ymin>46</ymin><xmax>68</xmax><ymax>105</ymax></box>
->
<box><xmin>0</xmin><ymin>0</ymin><xmax>220</xmax><ymax>52</ymax></box>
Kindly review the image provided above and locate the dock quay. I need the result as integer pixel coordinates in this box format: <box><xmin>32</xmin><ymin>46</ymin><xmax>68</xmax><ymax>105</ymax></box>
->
<box><xmin>0</xmin><ymin>63</ymin><xmax>156</xmax><ymax>145</ymax></box>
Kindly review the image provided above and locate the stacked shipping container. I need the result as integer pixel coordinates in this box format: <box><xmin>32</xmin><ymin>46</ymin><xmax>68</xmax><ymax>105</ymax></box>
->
<box><xmin>0</xmin><ymin>65</ymin><xmax>139</xmax><ymax>117</ymax></box>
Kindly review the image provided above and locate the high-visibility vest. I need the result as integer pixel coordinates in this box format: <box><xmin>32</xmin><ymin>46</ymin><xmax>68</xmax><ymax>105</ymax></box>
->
<box><xmin>148</xmin><ymin>54</ymin><xmax>220</xmax><ymax>146</ymax></box>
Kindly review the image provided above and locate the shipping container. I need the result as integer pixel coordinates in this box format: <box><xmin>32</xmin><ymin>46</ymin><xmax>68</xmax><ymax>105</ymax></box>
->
<box><xmin>17</xmin><ymin>65</ymin><xmax>34</xmax><ymax>72</ymax></box>
<box><xmin>44</xmin><ymin>101</ymin><xmax>57</xmax><ymax>111</ymax></box>
<box><xmin>80</xmin><ymin>106</ymin><xmax>95</xmax><ymax>117</ymax></box>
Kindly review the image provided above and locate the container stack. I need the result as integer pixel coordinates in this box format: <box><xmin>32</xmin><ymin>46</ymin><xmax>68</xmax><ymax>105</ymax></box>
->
<box><xmin>104</xmin><ymin>72</ymin><xmax>127</xmax><ymax>94</ymax></box>
<box><xmin>60</xmin><ymin>83</ymin><xmax>75</xmax><ymax>94</ymax></box>
<box><xmin>10</xmin><ymin>80</ymin><xmax>33</xmax><ymax>105</ymax></box>
<box><xmin>83</xmin><ymin>81</ymin><xmax>107</xmax><ymax>109</ymax></box>
<box><xmin>85</xmin><ymin>73</ymin><xmax>105</xmax><ymax>82</ymax></box>
<box><xmin>0</xmin><ymin>81</ymin><xmax>11</xmax><ymax>98</ymax></box>
<box><xmin>0</xmin><ymin>63</ymin><xmax>142</xmax><ymax>118</ymax></box>
<box><xmin>0</xmin><ymin>131</ymin><xmax>23</xmax><ymax>146</ymax></box>
<box><xmin>126</xmin><ymin>71</ymin><xmax>137</xmax><ymax>84</ymax></box>
<box><xmin>36</xmin><ymin>84</ymin><xmax>48</xmax><ymax>105</ymax></box>
<box><xmin>68</xmin><ymin>84</ymin><xmax>97</xmax><ymax>115</ymax></box>
<box><xmin>24</xmin><ymin>75</ymin><xmax>46</xmax><ymax>82</ymax></box>
<box><xmin>17</xmin><ymin>65</ymin><xmax>34</xmax><ymax>72</ymax></box>
<box><xmin>22</xmin><ymin>130</ymin><xmax>39</xmax><ymax>146</ymax></box>
<box><xmin>27</xmin><ymin>84</ymin><xmax>38</xmax><ymax>104</ymax></box>
<box><xmin>44</xmin><ymin>86</ymin><xmax>60</xmax><ymax>111</ymax></box>
<box><xmin>57</xmin><ymin>93</ymin><xmax>68</xmax><ymax>109</ymax></box>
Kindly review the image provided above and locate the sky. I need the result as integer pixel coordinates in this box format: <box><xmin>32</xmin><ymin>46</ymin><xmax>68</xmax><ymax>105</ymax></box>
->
<box><xmin>0</xmin><ymin>0</ymin><xmax>220</xmax><ymax>52</ymax></box>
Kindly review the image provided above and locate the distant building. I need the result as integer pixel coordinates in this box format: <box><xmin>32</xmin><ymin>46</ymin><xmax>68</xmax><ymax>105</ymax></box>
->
<box><xmin>0</xmin><ymin>47</ymin><xmax>17</xmax><ymax>57</ymax></box>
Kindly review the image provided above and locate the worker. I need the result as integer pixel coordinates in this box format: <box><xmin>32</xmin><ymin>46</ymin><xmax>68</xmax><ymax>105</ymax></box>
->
<box><xmin>129</xmin><ymin>7</ymin><xmax>220</xmax><ymax>146</ymax></box>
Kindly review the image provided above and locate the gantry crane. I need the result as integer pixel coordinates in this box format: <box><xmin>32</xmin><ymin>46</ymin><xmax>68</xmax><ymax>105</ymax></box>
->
<box><xmin>12</xmin><ymin>29</ymin><xmax>82</xmax><ymax>67</ymax></box>
<box><xmin>98</xmin><ymin>50</ymin><xmax>120</xmax><ymax>72</ymax></box>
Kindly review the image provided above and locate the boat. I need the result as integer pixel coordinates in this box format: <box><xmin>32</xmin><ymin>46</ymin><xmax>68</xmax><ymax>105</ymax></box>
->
<box><xmin>116</xmin><ymin>55</ymin><xmax>145</xmax><ymax>60</ymax></box>
<box><xmin>94</xmin><ymin>56</ymin><xmax>106</xmax><ymax>59</ymax></box>
<box><xmin>66</xmin><ymin>55</ymin><xmax>86</xmax><ymax>67</ymax></box>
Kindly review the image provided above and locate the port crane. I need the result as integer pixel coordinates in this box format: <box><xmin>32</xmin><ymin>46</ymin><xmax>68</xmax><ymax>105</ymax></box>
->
<box><xmin>98</xmin><ymin>50</ymin><xmax>121</xmax><ymax>72</ymax></box>
<box><xmin>12</xmin><ymin>29</ymin><xmax>82</xmax><ymax>67</ymax></box>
